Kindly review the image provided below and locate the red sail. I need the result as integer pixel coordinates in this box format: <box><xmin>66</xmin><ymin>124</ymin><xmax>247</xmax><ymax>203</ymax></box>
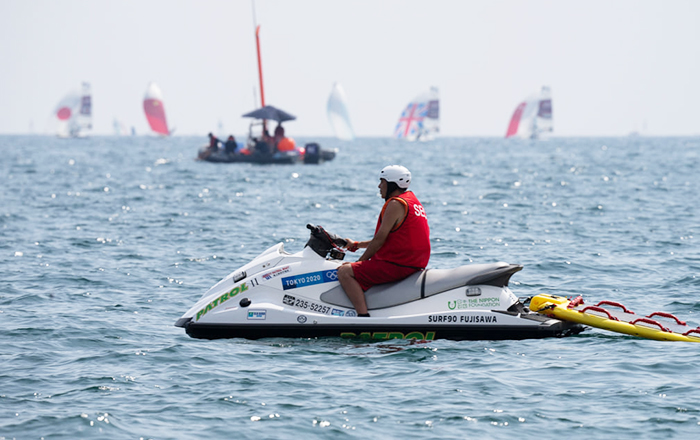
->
<box><xmin>143</xmin><ymin>83</ymin><xmax>170</xmax><ymax>136</ymax></box>
<box><xmin>505</xmin><ymin>102</ymin><xmax>526</xmax><ymax>138</ymax></box>
<box><xmin>144</xmin><ymin>99</ymin><xmax>168</xmax><ymax>135</ymax></box>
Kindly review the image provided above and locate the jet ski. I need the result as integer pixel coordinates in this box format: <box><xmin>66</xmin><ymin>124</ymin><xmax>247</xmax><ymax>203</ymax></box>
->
<box><xmin>175</xmin><ymin>225</ymin><xmax>584</xmax><ymax>341</ymax></box>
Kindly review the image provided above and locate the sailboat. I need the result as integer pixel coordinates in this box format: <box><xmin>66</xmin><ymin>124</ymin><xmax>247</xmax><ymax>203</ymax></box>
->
<box><xmin>326</xmin><ymin>82</ymin><xmax>354</xmax><ymax>140</ymax></box>
<box><xmin>55</xmin><ymin>82</ymin><xmax>92</xmax><ymax>138</ymax></box>
<box><xmin>393</xmin><ymin>87</ymin><xmax>439</xmax><ymax>141</ymax></box>
<box><xmin>113</xmin><ymin>118</ymin><xmax>130</xmax><ymax>136</ymax></box>
<box><xmin>505</xmin><ymin>86</ymin><xmax>553</xmax><ymax>139</ymax></box>
<box><xmin>143</xmin><ymin>82</ymin><xmax>171</xmax><ymax>136</ymax></box>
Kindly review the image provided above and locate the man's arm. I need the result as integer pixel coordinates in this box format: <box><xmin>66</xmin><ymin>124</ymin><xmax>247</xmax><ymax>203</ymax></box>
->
<box><xmin>357</xmin><ymin>200</ymin><xmax>405</xmax><ymax>261</ymax></box>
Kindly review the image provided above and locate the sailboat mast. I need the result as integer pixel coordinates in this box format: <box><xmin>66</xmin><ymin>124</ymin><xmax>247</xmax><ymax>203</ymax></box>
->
<box><xmin>255</xmin><ymin>25</ymin><xmax>266</xmax><ymax>108</ymax></box>
<box><xmin>255</xmin><ymin>25</ymin><xmax>267</xmax><ymax>132</ymax></box>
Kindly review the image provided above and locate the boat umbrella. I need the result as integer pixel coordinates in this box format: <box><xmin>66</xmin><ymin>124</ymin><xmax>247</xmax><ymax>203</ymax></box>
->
<box><xmin>242</xmin><ymin>105</ymin><xmax>296</xmax><ymax>122</ymax></box>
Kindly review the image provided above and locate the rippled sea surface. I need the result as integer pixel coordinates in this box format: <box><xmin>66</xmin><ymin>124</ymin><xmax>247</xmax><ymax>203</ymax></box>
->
<box><xmin>2</xmin><ymin>135</ymin><xmax>700</xmax><ymax>439</ymax></box>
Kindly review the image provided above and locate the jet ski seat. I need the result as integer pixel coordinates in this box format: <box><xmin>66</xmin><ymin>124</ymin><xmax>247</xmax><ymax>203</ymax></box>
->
<box><xmin>320</xmin><ymin>262</ymin><xmax>523</xmax><ymax>310</ymax></box>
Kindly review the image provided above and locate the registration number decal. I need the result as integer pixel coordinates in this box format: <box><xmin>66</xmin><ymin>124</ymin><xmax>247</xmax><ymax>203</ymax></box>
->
<box><xmin>283</xmin><ymin>294</ymin><xmax>332</xmax><ymax>314</ymax></box>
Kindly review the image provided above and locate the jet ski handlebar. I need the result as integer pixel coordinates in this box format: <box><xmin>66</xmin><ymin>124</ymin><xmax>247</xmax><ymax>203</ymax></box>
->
<box><xmin>305</xmin><ymin>224</ymin><xmax>348</xmax><ymax>259</ymax></box>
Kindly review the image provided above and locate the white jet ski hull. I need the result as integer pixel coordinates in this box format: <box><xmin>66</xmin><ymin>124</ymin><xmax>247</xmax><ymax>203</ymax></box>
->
<box><xmin>175</xmin><ymin>226</ymin><xmax>583</xmax><ymax>341</ymax></box>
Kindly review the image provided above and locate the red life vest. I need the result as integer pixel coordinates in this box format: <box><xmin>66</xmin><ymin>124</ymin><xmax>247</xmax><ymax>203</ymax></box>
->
<box><xmin>373</xmin><ymin>191</ymin><xmax>430</xmax><ymax>269</ymax></box>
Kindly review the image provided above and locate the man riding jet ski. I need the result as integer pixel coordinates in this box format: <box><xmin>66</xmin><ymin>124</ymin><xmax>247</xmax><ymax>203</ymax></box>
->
<box><xmin>175</xmin><ymin>167</ymin><xmax>584</xmax><ymax>341</ymax></box>
<box><xmin>338</xmin><ymin>165</ymin><xmax>430</xmax><ymax>317</ymax></box>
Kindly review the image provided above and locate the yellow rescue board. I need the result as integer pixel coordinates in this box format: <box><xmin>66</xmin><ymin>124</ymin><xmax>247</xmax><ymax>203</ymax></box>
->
<box><xmin>530</xmin><ymin>294</ymin><xmax>700</xmax><ymax>343</ymax></box>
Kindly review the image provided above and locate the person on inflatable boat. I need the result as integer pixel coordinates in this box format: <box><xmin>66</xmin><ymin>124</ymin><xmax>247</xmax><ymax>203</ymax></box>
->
<box><xmin>198</xmin><ymin>132</ymin><xmax>220</xmax><ymax>160</ymax></box>
<box><xmin>338</xmin><ymin>165</ymin><xmax>431</xmax><ymax>317</ymax></box>
<box><xmin>274</xmin><ymin>124</ymin><xmax>296</xmax><ymax>152</ymax></box>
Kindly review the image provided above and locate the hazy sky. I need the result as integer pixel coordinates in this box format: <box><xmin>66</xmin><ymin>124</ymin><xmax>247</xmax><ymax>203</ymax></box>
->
<box><xmin>1</xmin><ymin>0</ymin><xmax>698</xmax><ymax>137</ymax></box>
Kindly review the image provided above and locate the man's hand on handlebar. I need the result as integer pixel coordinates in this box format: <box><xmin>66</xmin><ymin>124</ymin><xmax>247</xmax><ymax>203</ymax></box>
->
<box><xmin>345</xmin><ymin>239</ymin><xmax>359</xmax><ymax>252</ymax></box>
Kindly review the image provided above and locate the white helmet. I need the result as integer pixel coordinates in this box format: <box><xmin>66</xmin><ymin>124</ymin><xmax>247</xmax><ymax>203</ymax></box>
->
<box><xmin>379</xmin><ymin>165</ymin><xmax>411</xmax><ymax>189</ymax></box>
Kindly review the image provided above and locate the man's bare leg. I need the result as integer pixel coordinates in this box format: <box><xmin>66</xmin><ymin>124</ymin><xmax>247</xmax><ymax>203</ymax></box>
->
<box><xmin>337</xmin><ymin>263</ymin><xmax>369</xmax><ymax>315</ymax></box>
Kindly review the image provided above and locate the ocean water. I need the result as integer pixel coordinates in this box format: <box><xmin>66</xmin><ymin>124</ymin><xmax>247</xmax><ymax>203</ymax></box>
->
<box><xmin>1</xmin><ymin>135</ymin><xmax>700</xmax><ymax>439</ymax></box>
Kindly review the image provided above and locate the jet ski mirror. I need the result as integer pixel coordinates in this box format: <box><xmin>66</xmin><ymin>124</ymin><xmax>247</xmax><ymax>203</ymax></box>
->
<box><xmin>305</xmin><ymin>224</ymin><xmax>347</xmax><ymax>259</ymax></box>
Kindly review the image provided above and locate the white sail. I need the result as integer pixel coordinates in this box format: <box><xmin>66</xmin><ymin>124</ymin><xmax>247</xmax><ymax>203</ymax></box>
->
<box><xmin>326</xmin><ymin>83</ymin><xmax>355</xmax><ymax>140</ymax></box>
<box><xmin>506</xmin><ymin>86</ymin><xmax>553</xmax><ymax>139</ymax></box>
<box><xmin>75</xmin><ymin>82</ymin><xmax>92</xmax><ymax>137</ymax></box>
<box><xmin>535</xmin><ymin>86</ymin><xmax>553</xmax><ymax>136</ymax></box>
<box><xmin>54</xmin><ymin>82</ymin><xmax>91</xmax><ymax>138</ymax></box>
<box><xmin>393</xmin><ymin>87</ymin><xmax>439</xmax><ymax>141</ymax></box>
<box><xmin>54</xmin><ymin>90</ymin><xmax>80</xmax><ymax>138</ymax></box>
